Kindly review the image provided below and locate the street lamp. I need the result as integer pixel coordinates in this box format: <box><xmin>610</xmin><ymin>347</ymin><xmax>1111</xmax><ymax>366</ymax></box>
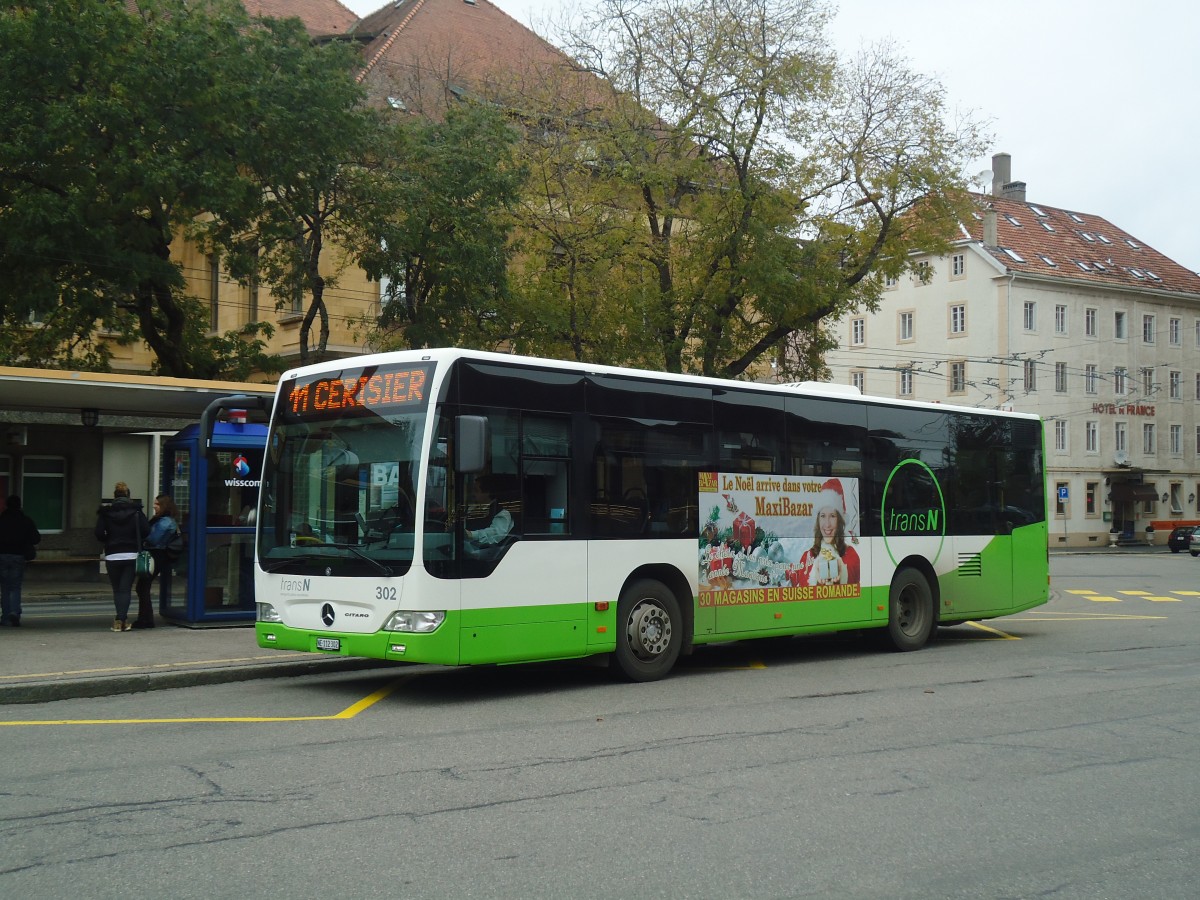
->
<box><xmin>80</xmin><ymin>408</ymin><xmax>99</xmax><ymax>428</ymax></box>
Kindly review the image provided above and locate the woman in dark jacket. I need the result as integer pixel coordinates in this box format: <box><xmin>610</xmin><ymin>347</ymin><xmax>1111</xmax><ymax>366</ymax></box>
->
<box><xmin>132</xmin><ymin>494</ymin><xmax>180</xmax><ymax>629</ymax></box>
<box><xmin>95</xmin><ymin>481</ymin><xmax>150</xmax><ymax>633</ymax></box>
<box><xmin>0</xmin><ymin>494</ymin><xmax>41</xmax><ymax>627</ymax></box>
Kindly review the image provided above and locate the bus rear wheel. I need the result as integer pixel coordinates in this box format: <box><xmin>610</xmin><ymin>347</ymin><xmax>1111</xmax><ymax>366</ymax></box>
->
<box><xmin>611</xmin><ymin>579</ymin><xmax>681</xmax><ymax>682</ymax></box>
<box><xmin>883</xmin><ymin>568</ymin><xmax>934</xmax><ymax>652</ymax></box>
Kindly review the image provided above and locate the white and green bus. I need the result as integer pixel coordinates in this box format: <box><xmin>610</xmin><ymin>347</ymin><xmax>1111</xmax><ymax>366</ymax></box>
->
<box><xmin>252</xmin><ymin>348</ymin><xmax>1048</xmax><ymax>681</ymax></box>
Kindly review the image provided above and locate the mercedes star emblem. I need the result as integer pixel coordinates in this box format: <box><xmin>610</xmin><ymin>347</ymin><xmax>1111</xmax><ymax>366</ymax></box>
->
<box><xmin>321</xmin><ymin>603</ymin><xmax>335</xmax><ymax>627</ymax></box>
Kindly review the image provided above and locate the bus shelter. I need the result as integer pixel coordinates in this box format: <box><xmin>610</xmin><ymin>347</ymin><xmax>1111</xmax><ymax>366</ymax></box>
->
<box><xmin>159</xmin><ymin>419</ymin><xmax>265</xmax><ymax>625</ymax></box>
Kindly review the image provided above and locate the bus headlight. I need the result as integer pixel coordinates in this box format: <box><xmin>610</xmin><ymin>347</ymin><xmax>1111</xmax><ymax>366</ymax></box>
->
<box><xmin>383</xmin><ymin>610</ymin><xmax>445</xmax><ymax>633</ymax></box>
<box><xmin>257</xmin><ymin>602</ymin><xmax>282</xmax><ymax>623</ymax></box>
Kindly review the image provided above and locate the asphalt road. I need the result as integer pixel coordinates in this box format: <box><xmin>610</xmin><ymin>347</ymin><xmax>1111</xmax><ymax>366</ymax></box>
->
<box><xmin>2</xmin><ymin>552</ymin><xmax>1198</xmax><ymax>899</ymax></box>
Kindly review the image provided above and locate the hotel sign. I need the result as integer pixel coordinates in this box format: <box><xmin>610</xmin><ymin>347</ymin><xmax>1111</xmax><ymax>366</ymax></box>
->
<box><xmin>1091</xmin><ymin>403</ymin><xmax>1154</xmax><ymax>416</ymax></box>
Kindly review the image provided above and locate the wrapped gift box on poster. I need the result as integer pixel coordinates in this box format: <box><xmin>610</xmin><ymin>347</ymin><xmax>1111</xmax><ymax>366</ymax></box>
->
<box><xmin>733</xmin><ymin>511</ymin><xmax>756</xmax><ymax>547</ymax></box>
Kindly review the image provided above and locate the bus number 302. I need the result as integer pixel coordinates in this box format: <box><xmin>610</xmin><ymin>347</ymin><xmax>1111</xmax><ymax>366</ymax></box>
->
<box><xmin>375</xmin><ymin>587</ymin><xmax>397</xmax><ymax>602</ymax></box>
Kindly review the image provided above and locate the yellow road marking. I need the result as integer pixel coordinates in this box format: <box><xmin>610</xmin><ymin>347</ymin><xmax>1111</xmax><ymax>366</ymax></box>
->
<box><xmin>0</xmin><ymin>676</ymin><xmax>408</xmax><ymax>727</ymax></box>
<box><xmin>1174</xmin><ymin>591</ymin><xmax>1200</xmax><ymax>596</ymax></box>
<box><xmin>1146</xmin><ymin>596</ymin><xmax>1181</xmax><ymax>602</ymax></box>
<box><xmin>1012</xmin><ymin>611</ymin><xmax>1165</xmax><ymax>621</ymax></box>
<box><xmin>1064</xmin><ymin>589</ymin><xmax>1098</xmax><ymax>595</ymax></box>
<box><xmin>1085</xmin><ymin>596</ymin><xmax>1121</xmax><ymax>602</ymax></box>
<box><xmin>963</xmin><ymin>621</ymin><xmax>1020</xmax><ymax>639</ymax></box>
<box><xmin>1118</xmin><ymin>590</ymin><xmax>1151</xmax><ymax>596</ymax></box>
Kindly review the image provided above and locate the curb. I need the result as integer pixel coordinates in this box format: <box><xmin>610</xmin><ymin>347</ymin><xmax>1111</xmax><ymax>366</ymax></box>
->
<box><xmin>0</xmin><ymin>657</ymin><xmax>398</xmax><ymax>706</ymax></box>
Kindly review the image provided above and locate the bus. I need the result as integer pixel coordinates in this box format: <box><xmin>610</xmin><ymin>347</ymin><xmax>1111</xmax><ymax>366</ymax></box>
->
<box><xmin>250</xmin><ymin>348</ymin><xmax>1049</xmax><ymax>681</ymax></box>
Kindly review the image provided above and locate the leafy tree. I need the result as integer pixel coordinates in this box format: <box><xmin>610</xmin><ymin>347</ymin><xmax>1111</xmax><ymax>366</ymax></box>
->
<box><xmin>525</xmin><ymin>0</ymin><xmax>988</xmax><ymax>379</ymax></box>
<box><xmin>211</xmin><ymin>20</ymin><xmax>374</xmax><ymax>367</ymax></box>
<box><xmin>0</xmin><ymin>0</ymin><xmax>362</xmax><ymax>377</ymax></box>
<box><xmin>353</xmin><ymin>102</ymin><xmax>526</xmax><ymax>352</ymax></box>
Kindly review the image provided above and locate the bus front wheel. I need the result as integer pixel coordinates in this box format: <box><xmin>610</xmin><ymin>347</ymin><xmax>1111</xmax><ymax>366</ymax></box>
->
<box><xmin>883</xmin><ymin>568</ymin><xmax>934</xmax><ymax>652</ymax></box>
<box><xmin>612</xmin><ymin>579</ymin><xmax>682</xmax><ymax>682</ymax></box>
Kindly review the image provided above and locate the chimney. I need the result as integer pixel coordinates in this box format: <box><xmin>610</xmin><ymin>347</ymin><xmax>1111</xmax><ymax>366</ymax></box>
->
<box><xmin>983</xmin><ymin>205</ymin><xmax>998</xmax><ymax>247</ymax></box>
<box><xmin>990</xmin><ymin>153</ymin><xmax>1011</xmax><ymax>197</ymax></box>
<box><xmin>1001</xmin><ymin>181</ymin><xmax>1027</xmax><ymax>202</ymax></box>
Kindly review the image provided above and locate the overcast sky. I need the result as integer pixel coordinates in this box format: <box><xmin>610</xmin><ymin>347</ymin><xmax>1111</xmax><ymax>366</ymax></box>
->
<box><xmin>342</xmin><ymin>0</ymin><xmax>1200</xmax><ymax>272</ymax></box>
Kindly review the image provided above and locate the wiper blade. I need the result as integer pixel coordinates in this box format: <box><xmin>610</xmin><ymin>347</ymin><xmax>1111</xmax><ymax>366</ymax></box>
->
<box><xmin>323</xmin><ymin>542</ymin><xmax>394</xmax><ymax>576</ymax></box>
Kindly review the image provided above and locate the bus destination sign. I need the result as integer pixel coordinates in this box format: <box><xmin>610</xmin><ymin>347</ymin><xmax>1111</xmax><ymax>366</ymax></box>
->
<box><xmin>283</xmin><ymin>364</ymin><xmax>433</xmax><ymax>421</ymax></box>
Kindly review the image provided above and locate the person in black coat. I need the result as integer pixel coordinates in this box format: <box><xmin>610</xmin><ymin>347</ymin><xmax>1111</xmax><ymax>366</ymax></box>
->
<box><xmin>95</xmin><ymin>482</ymin><xmax>150</xmax><ymax>633</ymax></box>
<box><xmin>0</xmin><ymin>494</ymin><xmax>41</xmax><ymax>627</ymax></box>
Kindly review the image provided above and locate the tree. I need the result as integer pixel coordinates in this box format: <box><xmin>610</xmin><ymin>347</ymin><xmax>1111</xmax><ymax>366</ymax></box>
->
<box><xmin>521</xmin><ymin>0</ymin><xmax>987</xmax><ymax>379</ymax></box>
<box><xmin>353</xmin><ymin>102</ymin><xmax>526</xmax><ymax>353</ymax></box>
<box><xmin>211</xmin><ymin>21</ymin><xmax>376</xmax><ymax>367</ymax></box>
<box><xmin>0</xmin><ymin>0</ymin><xmax>365</xmax><ymax>377</ymax></box>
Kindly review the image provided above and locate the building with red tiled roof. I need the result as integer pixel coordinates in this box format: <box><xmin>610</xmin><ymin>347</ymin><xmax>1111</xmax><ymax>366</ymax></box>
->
<box><xmin>825</xmin><ymin>153</ymin><xmax>1200</xmax><ymax>548</ymax></box>
<box><xmin>241</xmin><ymin>0</ymin><xmax>358</xmax><ymax>36</ymax></box>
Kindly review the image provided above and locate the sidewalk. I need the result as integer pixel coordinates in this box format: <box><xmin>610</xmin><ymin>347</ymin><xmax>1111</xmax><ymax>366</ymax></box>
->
<box><xmin>0</xmin><ymin>544</ymin><xmax>1167</xmax><ymax>705</ymax></box>
<box><xmin>0</xmin><ymin>581</ymin><xmax>389</xmax><ymax>705</ymax></box>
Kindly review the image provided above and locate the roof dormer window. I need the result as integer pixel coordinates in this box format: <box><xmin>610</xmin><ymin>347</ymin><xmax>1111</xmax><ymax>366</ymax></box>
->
<box><xmin>1125</xmin><ymin>238</ymin><xmax>1141</xmax><ymax>249</ymax></box>
<box><xmin>1074</xmin><ymin>260</ymin><xmax>1091</xmax><ymax>272</ymax></box>
<box><xmin>1028</xmin><ymin>205</ymin><xmax>1048</xmax><ymax>217</ymax></box>
<box><xmin>1040</xmin><ymin>221</ymin><xmax>1055</xmax><ymax>232</ymax></box>
<box><xmin>1004</xmin><ymin>214</ymin><xmax>1022</xmax><ymax>227</ymax></box>
<box><xmin>1038</xmin><ymin>254</ymin><xmax>1057</xmax><ymax>267</ymax></box>
<box><xmin>1067</xmin><ymin>212</ymin><xmax>1085</xmax><ymax>224</ymax></box>
<box><xmin>1096</xmin><ymin>234</ymin><xmax>1112</xmax><ymax>244</ymax></box>
<box><xmin>1001</xmin><ymin>247</ymin><xmax>1026</xmax><ymax>262</ymax></box>
<box><xmin>1145</xmin><ymin>270</ymin><xmax>1162</xmax><ymax>282</ymax></box>
<box><xmin>1128</xmin><ymin>267</ymin><xmax>1146</xmax><ymax>279</ymax></box>
<box><xmin>1079</xmin><ymin>232</ymin><xmax>1096</xmax><ymax>242</ymax></box>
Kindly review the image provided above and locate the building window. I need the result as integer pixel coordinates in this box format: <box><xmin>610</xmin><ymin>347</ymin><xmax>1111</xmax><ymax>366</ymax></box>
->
<box><xmin>1170</xmin><ymin>483</ymin><xmax>1183</xmax><ymax>514</ymax></box>
<box><xmin>1115</xmin><ymin>422</ymin><xmax>1127</xmax><ymax>455</ymax></box>
<box><xmin>952</xmin><ymin>253</ymin><xmax>965</xmax><ymax>277</ymax></box>
<box><xmin>1114</xmin><ymin>310</ymin><xmax>1126</xmax><ymax>340</ymax></box>
<box><xmin>1055</xmin><ymin>481</ymin><xmax>1068</xmax><ymax>517</ymax></box>
<box><xmin>1054</xmin><ymin>419</ymin><xmax>1067</xmax><ymax>452</ymax></box>
<box><xmin>1170</xmin><ymin>317</ymin><xmax>1181</xmax><ymax>345</ymax></box>
<box><xmin>885</xmin><ymin>274</ymin><xmax>898</xmax><ymax>289</ymax></box>
<box><xmin>1170</xmin><ymin>424</ymin><xmax>1182</xmax><ymax>455</ymax></box>
<box><xmin>1196</xmin><ymin>373</ymin><xmax>1200</xmax><ymax>401</ymax></box>
<box><xmin>1085</xmin><ymin>420</ymin><xmax>1098</xmax><ymax>453</ymax></box>
<box><xmin>851</xmin><ymin>370</ymin><xmax>865</xmax><ymax>392</ymax></box>
<box><xmin>1085</xmin><ymin>481</ymin><xmax>1098</xmax><ymax>516</ymax></box>
<box><xmin>949</xmin><ymin>361</ymin><xmax>966</xmax><ymax>394</ymax></box>
<box><xmin>851</xmin><ymin>317</ymin><xmax>865</xmax><ymax>346</ymax></box>
<box><xmin>208</xmin><ymin>254</ymin><xmax>220</xmax><ymax>331</ymax></box>
<box><xmin>1085</xmin><ymin>308</ymin><xmax>1097</xmax><ymax>337</ymax></box>
<box><xmin>950</xmin><ymin>304</ymin><xmax>966</xmax><ymax>334</ymax></box>
<box><xmin>1114</xmin><ymin>366</ymin><xmax>1127</xmax><ymax>396</ymax></box>
<box><xmin>1141</xmin><ymin>367</ymin><xmax>1155</xmax><ymax>395</ymax></box>
<box><xmin>1054</xmin><ymin>362</ymin><xmax>1067</xmax><ymax>393</ymax></box>
<box><xmin>1143</xmin><ymin>314</ymin><xmax>1156</xmax><ymax>343</ymax></box>
<box><xmin>1085</xmin><ymin>364</ymin><xmax>1098</xmax><ymax>394</ymax></box>
<box><xmin>1055</xmin><ymin>304</ymin><xmax>1067</xmax><ymax>335</ymax></box>
<box><xmin>899</xmin><ymin>368</ymin><xmax>913</xmax><ymax>397</ymax></box>
<box><xmin>1169</xmin><ymin>371</ymin><xmax>1181</xmax><ymax>400</ymax></box>
<box><xmin>1023</xmin><ymin>301</ymin><xmax>1036</xmax><ymax>331</ymax></box>
<box><xmin>1023</xmin><ymin>359</ymin><xmax>1037</xmax><ymax>392</ymax></box>
<box><xmin>898</xmin><ymin>311</ymin><xmax>913</xmax><ymax>341</ymax></box>
<box><xmin>21</xmin><ymin>456</ymin><xmax>66</xmax><ymax>533</ymax></box>
<box><xmin>1143</xmin><ymin>423</ymin><xmax>1156</xmax><ymax>455</ymax></box>
<box><xmin>915</xmin><ymin>261</ymin><xmax>932</xmax><ymax>284</ymax></box>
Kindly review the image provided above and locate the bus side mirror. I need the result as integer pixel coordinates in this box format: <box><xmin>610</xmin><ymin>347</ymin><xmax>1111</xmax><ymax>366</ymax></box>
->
<box><xmin>455</xmin><ymin>415</ymin><xmax>490</xmax><ymax>474</ymax></box>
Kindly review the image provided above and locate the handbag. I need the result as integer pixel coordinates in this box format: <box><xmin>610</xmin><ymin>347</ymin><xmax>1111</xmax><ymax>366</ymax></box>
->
<box><xmin>136</xmin><ymin>549</ymin><xmax>156</xmax><ymax>578</ymax></box>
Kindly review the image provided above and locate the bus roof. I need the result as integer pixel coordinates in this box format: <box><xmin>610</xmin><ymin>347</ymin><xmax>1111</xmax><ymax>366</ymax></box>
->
<box><xmin>278</xmin><ymin>348</ymin><xmax>1042</xmax><ymax>423</ymax></box>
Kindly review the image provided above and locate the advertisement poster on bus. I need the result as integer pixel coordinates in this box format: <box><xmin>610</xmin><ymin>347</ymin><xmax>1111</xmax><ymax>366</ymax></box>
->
<box><xmin>697</xmin><ymin>472</ymin><xmax>861</xmax><ymax>607</ymax></box>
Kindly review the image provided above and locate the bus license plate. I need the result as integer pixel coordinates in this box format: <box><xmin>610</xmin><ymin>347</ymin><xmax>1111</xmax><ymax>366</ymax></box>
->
<box><xmin>316</xmin><ymin>637</ymin><xmax>340</xmax><ymax>651</ymax></box>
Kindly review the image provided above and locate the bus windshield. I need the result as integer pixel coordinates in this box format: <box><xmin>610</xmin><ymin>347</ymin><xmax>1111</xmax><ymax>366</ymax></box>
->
<box><xmin>258</xmin><ymin>362</ymin><xmax>434</xmax><ymax>576</ymax></box>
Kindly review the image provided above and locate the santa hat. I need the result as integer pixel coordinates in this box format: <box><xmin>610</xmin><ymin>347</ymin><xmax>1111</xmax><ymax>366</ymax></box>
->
<box><xmin>816</xmin><ymin>479</ymin><xmax>845</xmax><ymax>516</ymax></box>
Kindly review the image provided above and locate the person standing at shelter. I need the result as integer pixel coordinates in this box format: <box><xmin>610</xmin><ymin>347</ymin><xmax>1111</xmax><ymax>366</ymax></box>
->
<box><xmin>132</xmin><ymin>493</ymin><xmax>180</xmax><ymax>629</ymax></box>
<box><xmin>95</xmin><ymin>482</ymin><xmax>150</xmax><ymax>633</ymax></box>
<box><xmin>0</xmin><ymin>494</ymin><xmax>41</xmax><ymax>627</ymax></box>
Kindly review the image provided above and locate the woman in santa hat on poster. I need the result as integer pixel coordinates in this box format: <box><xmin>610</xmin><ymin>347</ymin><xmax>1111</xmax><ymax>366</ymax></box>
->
<box><xmin>797</xmin><ymin>478</ymin><xmax>860</xmax><ymax>587</ymax></box>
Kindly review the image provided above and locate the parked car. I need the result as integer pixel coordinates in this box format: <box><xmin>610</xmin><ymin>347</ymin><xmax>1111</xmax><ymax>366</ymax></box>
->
<box><xmin>1191</xmin><ymin>529</ymin><xmax>1200</xmax><ymax>558</ymax></box>
<box><xmin>1168</xmin><ymin>525</ymin><xmax>1196</xmax><ymax>553</ymax></box>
